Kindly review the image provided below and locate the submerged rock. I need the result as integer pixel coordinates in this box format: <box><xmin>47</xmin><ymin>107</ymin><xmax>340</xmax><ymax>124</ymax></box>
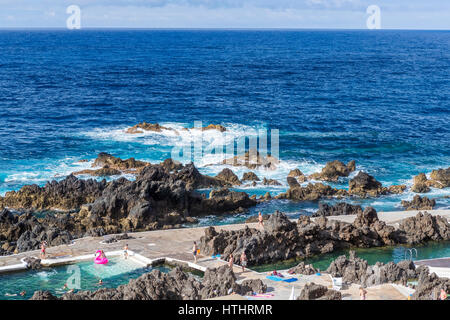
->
<box><xmin>191</xmin><ymin>124</ymin><xmax>226</xmax><ymax>132</ymax></box>
<box><xmin>125</xmin><ymin>122</ymin><xmax>174</xmax><ymax>134</ymax></box>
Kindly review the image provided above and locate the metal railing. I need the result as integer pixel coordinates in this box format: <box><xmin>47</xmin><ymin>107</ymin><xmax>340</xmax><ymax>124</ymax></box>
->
<box><xmin>404</xmin><ymin>248</ymin><xmax>418</xmax><ymax>261</ymax></box>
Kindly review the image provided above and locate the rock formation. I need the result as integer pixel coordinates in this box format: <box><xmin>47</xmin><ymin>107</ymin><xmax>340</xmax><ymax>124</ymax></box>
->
<box><xmin>277</xmin><ymin>183</ymin><xmax>348</xmax><ymax>201</ymax></box>
<box><xmin>125</xmin><ymin>122</ymin><xmax>174</xmax><ymax>134</ymax></box>
<box><xmin>215</xmin><ymin>168</ymin><xmax>241</xmax><ymax>186</ymax></box>
<box><xmin>242</xmin><ymin>172</ymin><xmax>260</xmax><ymax>182</ymax></box>
<box><xmin>288</xmin><ymin>261</ymin><xmax>319</xmax><ymax>275</ymax></box>
<box><xmin>309</xmin><ymin>160</ymin><xmax>356</xmax><ymax>182</ymax></box>
<box><xmin>326</xmin><ymin>251</ymin><xmax>423</xmax><ymax>288</ymax></box>
<box><xmin>0</xmin><ymin>161</ymin><xmax>257</xmax><ymax>254</ymax></box>
<box><xmin>217</xmin><ymin>152</ymin><xmax>279</xmax><ymax>170</ymax></box>
<box><xmin>288</xmin><ymin>169</ymin><xmax>307</xmax><ymax>183</ymax></box>
<box><xmin>0</xmin><ymin>175</ymin><xmax>107</xmax><ymax>211</ymax></box>
<box><xmin>0</xmin><ymin>209</ymin><xmax>74</xmax><ymax>254</ymax></box>
<box><xmin>412</xmin><ymin>268</ymin><xmax>450</xmax><ymax>300</ymax></box>
<box><xmin>262</xmin><ymin>178</ymin><xmax>281</xmax><ymax>186</ymax></box>
<box><xmin>297</xmin><ymin>282</ymin><xmax>341</xmax><ymax>300</ymax></box>
<box><xmin>199</xmin><ymin>208</ymin><xmax>450</xmax><ymax>267</ymax></box>
<box><xmin>401</xmin><ymin>195</ymin><xmax>436</xmax><ymax>211</ymax></box>
<box><xmin>348</xmin><ymin>171</ymin><xmax>406</xmax><ymax>196</ymax></box>
<box><xmin>430</xmin><ymin>167</ymin><xmax>450</xmax><ymax>188</ymax></box>
<box><xmin>312</xmin><ymin>202</ymin><xmax>363</xmax><ymax>217</ymax></box>
<box><xmin>411</xmin><ymin>173</ymin><xmax>431</xmax><ymax>193</ymax></box>
<box><xmin>397</xmin><ymin>212</ymin><xmax>450</xmax><ymax>244</ymax></box>
<box><xmin>30</xmin><ymin>265</ymin><xmax>265</xmax><ymax>300</ymax></box>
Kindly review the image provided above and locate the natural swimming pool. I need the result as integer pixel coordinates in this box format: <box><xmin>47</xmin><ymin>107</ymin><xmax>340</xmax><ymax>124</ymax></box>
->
<box><xmin>250</xmin><ymin>241</ymin><xmax>450</xmax><ymax>273</ymax></box>
<box><xmin>0</xmin><ymin>257</ymin><xmax>196</xmax><ymax>300</ymax></box>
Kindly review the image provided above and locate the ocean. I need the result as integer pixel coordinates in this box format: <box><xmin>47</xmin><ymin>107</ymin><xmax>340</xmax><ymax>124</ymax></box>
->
<box><xmin>0</xmin><ymin>29</ymin><xmax>449</xmax><ymax>223</ymax></box>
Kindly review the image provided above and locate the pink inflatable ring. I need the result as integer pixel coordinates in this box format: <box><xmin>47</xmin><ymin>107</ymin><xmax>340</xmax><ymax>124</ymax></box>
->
<box><xmin>94</xmin><ymin>250</ymin><xmax>109</xmax><ymax>265</ymax></box>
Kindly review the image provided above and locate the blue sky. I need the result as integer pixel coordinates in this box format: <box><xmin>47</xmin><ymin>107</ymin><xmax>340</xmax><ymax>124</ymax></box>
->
<box><xmin>0</xmin><ymin>0</ymin><xmax>449</xmax><ymax>29</ymax></box>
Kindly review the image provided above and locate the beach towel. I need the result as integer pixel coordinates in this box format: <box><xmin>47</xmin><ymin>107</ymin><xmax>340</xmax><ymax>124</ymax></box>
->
<box><xmin>266</xmin><ymin>275</ymin><xmax>284</xmax><ymax>282</ymax></box>
<box><xmin>252</xmin><ymin>293</ymin><xmax>275</xmax><ymax>298</ymax></box>
<box><xmin>282</xmin><ymin>278</ymin><xmax>298</xmax><ymax>283</ymax></box>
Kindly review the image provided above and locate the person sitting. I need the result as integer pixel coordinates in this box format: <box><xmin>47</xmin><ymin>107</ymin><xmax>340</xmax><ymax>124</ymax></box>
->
<box><xmin>271</xmin><ymin>270</ymin><xmax>284</xmax><ymax>277</ymax></box>
<box><xmin>440</xmin><ymin>288</ymin><xmax>448</xmax><ymax>300</ymax></box>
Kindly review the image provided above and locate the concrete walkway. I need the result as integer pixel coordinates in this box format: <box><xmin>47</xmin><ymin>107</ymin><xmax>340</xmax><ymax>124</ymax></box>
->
<box><xmin>321</xmin><ymin>209</ymin><xmax>450</xmax><ymax>226</ymax></box>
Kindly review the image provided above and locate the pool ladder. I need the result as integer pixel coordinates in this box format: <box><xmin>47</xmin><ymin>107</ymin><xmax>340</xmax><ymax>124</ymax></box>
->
<box><xmin>404</xmin><ymin>248</ymin><xmax>418</xmax><ymax>261</ymax></box>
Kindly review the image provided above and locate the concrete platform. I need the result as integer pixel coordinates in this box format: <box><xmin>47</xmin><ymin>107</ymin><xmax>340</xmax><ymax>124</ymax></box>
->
<box><xmin>321</xmin><ymin>209</ymin><xmax>450</xmax><ymax>227</ymax></box>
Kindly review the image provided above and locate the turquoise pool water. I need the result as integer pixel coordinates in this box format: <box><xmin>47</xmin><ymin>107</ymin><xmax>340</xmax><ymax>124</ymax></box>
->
<box><xmin>0</xmin><ymin>257</ymin><xmax>169</xmax><ymax>300</ymax></box>
<box><xmin>251</xmin><ymin>241</ymin><xmax>450</xmax><ymax>273</ymax></box>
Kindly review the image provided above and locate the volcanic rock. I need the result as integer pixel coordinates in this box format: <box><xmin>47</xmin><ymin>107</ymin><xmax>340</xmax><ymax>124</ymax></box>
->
<box><xmin>0</xmin><ymin>175</ymin><xmax>106</xmax><ymax>211</ymax></box>
<box><xmin>216</xmin><ymin>168</ymin><xmax>241</xmax><ymax>186</ymax></box>
<box><xmin>309</xmin><ymin>160</ymin><xmax>356</xmax><ymax>182</ymax></box>
<box><xmin>312</xmin><ymin>202</ymin><xmax>363</xmax><ymax>217</ymax></box>
<box><xmin>242</xmin><ymin>172</ymin><xmax>260</xmax><ymax>182</ymax></box>
<box><xmin>401</xmin><ymin>195</ymin><xmax>436</xmax><ymax>211</ymax></box>
<box><xmin>348</xmin><ymin>171</ymin><xmax>383</xmax><ymax>196</ymax></box>
<box><xmin>297</xmin><ymin>283</ymin><xmax>341</xmax><ymax>300</ymax></box>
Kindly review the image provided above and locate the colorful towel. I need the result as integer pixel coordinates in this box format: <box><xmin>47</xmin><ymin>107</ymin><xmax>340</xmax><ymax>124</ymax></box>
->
<box><xmin>266</xmin><ymin>275</ymin><xmax>284</xmax><ymax>281</ymax></box>
<box><xmin>252</xmin><ymin>294</ymin><xmax>275</xmax><ymax>298</ymax></box>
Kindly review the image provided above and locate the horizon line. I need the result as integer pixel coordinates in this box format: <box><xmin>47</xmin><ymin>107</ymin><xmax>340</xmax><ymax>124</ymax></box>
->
<box><xmin>0</xmin><ymin>27</ymin><xmax>449</xmax><ymax>31</ymax></box>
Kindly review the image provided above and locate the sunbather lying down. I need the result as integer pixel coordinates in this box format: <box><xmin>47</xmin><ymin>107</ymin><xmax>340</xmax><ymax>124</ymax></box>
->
<box><xmin>268</xmin><ymin>270</ymin><xmax>284</xmax><ymax>277</ymax></box>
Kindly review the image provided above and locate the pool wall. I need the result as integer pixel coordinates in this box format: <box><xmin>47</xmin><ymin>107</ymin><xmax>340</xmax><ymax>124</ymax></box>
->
<box><xmin>0</xmin><ymin>250</ymin><xmax>207</xmax><ymax>276</ymax></box>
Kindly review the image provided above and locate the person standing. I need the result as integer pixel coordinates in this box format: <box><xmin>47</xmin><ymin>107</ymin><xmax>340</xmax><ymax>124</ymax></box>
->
<box><xmin>258</xmin><ymin>212</ymin><xmax>264</xmax><ymax>228</ymax></box>
<box><xmin>40</xmin><ymin>241</ymin><xmax>47</xmax><ymax>259</ymax></box>
<box><xmin>228</xmin><ymin>254</ymin><xmax>234</xmax><ymax>269</ymax></box>
<box><xmin>192</xmin><ymin>241</ymin><xmax>198</xmax><ymax>263</ymax></box>
<box><xmin>359</xmin><ymin>287</ymin><xmax>367</xmax><ymax>300</ymax></box>
<box><xmin>440</xmin><ymin>288</ymin><xmax>447</xmax><ymax>300</ymax></box>
<box><xmin>240</xmin><ymin>251</ymin><xmax>248</xmax><ymax>272</ymax></box>
<box><xmin>123</xmin><ymin>244</ymin><xmax>129</xmax><ymax>259</ymax></box>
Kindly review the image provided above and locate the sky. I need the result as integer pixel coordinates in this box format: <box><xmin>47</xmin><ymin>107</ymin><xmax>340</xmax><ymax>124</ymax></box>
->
<box><xmin>0</xmin><ymin>0</ymin><xmax>449</xmax><ymax>29</ymax></box>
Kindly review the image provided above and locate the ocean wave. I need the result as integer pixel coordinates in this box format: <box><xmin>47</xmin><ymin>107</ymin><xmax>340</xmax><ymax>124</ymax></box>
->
<box><xmin>82</xmin><ymin>122</ymin><xmax>265</xmax><ymax>150</ymax></box>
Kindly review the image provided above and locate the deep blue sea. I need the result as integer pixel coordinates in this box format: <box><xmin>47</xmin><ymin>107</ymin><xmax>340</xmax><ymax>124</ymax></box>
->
<box><xmin>0</xmin><ymin>30</ymin><xmax>449</xmax><ymax>224</ymax></box>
